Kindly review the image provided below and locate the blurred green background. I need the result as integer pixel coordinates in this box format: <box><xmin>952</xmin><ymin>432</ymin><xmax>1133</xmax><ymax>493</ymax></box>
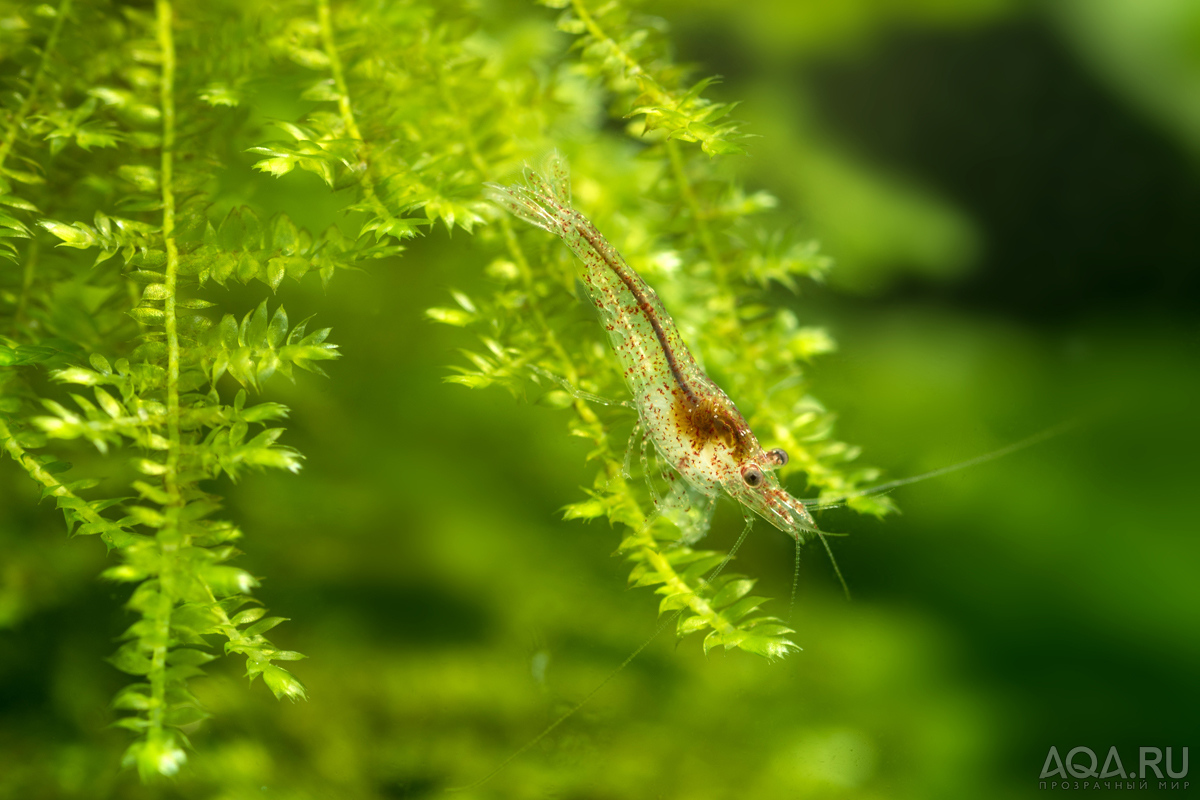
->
<box><xmin>1</xmin><ymin>0</ymin><xmax>1197</xmax><ymax>797</ymax></box>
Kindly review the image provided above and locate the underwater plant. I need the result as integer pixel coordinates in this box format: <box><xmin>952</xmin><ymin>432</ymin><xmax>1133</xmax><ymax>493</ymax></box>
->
<box><xmin>0</xmin><ymin>0</ymin><xmax>886</xmax><ymax>784</ymax></box>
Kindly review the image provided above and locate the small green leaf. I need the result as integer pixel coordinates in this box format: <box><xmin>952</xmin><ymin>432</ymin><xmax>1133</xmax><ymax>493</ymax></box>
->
<box><xmin>199</xmin><ymin>83</ymin><xmax>241</xmax><ymax>107</ymax></box>
<box><xmin>711</xmin><ymin>578</ymin><xmax>754</xmax><ymax>609</ymax></box>
<box><xmin>562</xmin><ymin>497</ymin><xmax>605</xmax><ymax>520</ymax></box>
<box><xmin>167</xmin><ymin>648</ymin><xmax>217</xmax><ymax>667</ymax></box>
<box><xmin>128</xmin><ymin>307</ymin><xmax>165</xmax><ymax>325</ymax></box>
<box><xmin>101</xmin><ymin>564</ymin><xmax>147</xmax><ymax>583</ymax></box>
<box><xmin>88</xmin><ymin>353</ymin><xmax>112</xmax><ymax>373</ymax></box>
<box><xmin>229</xmin><ymin>607</ymin><xmax>267</xmax><ymax>626</ymax></box>
<box><xmin>260</xmin><ymin>664</ymin><xmax>306</xmax><ymax>701</ymax></box>
<box><xmin>252</xmin><ymin>155</ymin><xmax>298</xmax><ymax>177</ymax></box>
<box><xmin>425</xmin><ymin>307</ymin><xmax>474</xmax><ymax>326</ymax></box>
<box><xmin>38</xmin><ymin>219</ymin><xmax>97</xmax><ymax>248</ymax></box>
<box><xmin>720</xmin><ymin>595</ymin><xmax>769</xmax><ymax>624</ymax></box>
<box><xmin>117</xmin><ymin>165</ymin><xmax>159</xmax><ymax>192</ymax></box>
<box><xmin>244</xmin><ymin>616</ymin><xmax>288</xmax><ymax>637</ymax></box>
<box><xmin>111</xmin><ymin>685</ymin><xmax>152</xmax><ymax>710</ymax></box>
<box><xmin>51</xmin><ymin>367</ymin><xmax>104</xmax><ymax>386</ymax></box>
<box><xmin>202</xmin><ymin>565</ymin><xmax>259</xmax><ymax>596</ymax></box>
<box><xmin>108</xmin><ymin>642</ymin><xmax>153</xmax><ymax>676</ymax></box>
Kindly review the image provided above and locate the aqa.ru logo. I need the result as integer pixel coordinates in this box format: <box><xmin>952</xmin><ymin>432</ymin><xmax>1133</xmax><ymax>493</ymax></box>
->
<box><xmin>1040</xmin><ymin>746</ymin><xmax>1189</xmax><ymax>791</ymax></box>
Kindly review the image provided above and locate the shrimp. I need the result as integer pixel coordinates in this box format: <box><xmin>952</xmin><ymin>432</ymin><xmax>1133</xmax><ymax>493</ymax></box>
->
<box><xmin>485</xmin><ymin>152</ymin><xmax>818</xmax><ymax>548</ymax></box>
<box><xmin>465</xmin><ymin>153</ymin><xmax>1073</xmax><ymax>791</ymax></box>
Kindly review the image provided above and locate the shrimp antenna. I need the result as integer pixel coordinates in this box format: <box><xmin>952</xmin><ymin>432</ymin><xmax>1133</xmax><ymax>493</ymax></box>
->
<box><xmin>789</xmin><ymin>421</ymin><xmax>1083</xmax><ymax>602</ymax></box>
<box><xmin>803</xmin><ymin>419</ymin><xmax>1080</xmax><ymax>507</ymax></box>
<box><xmin>715</xmin><ymin>510</ymin><xmax>755</xmax><ymax>584</ymax></box>
<box><xmin>446</xmin><ymin>611</ymin><xmax>676</xmax><ymax>793</ymax></box>
<box><xmin>787</xmin><ymin>537</ymin><xmax>801</xmax><ymax>620</ymax></box>
<box><xmin>814</xmin><ymin>528</ymin><xmax>851</xmax><ymax>601</ymax></box>
<box><xmin>790</xmin><ymin>522</ymin><xmax>851</xmax><ymax>603</ymax></box>
<box><xmin>788</xmin><ymin>420</ymin><xmax>1085</xmax><ymax>602</ymax></box>
<box><xmin>448</xmin><ymin>518</ymin><xmax>756</xmax><ymax>792</ymax></box>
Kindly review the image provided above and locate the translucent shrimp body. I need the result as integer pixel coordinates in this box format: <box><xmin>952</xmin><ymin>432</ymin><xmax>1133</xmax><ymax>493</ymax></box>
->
<box><xmin>486</xmin><ymin>154</ymin><xmax>816</xmax><ymax>543</ymax></box>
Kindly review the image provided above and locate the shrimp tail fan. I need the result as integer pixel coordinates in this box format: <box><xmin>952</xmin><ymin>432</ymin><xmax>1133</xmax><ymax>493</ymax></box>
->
<box><xmin>484</xmin><ymin>150</ymin><xmax>575</xmax><ymax>234</ymax></box>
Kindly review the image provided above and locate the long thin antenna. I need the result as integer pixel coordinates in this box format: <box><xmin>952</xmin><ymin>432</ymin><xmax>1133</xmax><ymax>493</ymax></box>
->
<box><xmin>709</xmin><ymin>512</ymin><xmax>754</xmax><ymax>585</ymax></box>
<box><xmin>815</xmin><ymin>529</ymin><xmax>851</xmax><ymax>600</ymax></box>
<box><xmin>449</xmin><ymin>518</ymin><xmax>757</xmax><ymax>792</ymax></box>
<box><xmin>803</xmin><ymin>419</ymin><xmax>1079</xmax><ymax>507</ymax></box>
<box><xmin>787</xmin><ymin>537</ymin><xmax>801</xmax><ymax>620</ymax></box>
<box><xmin>446</xmin><ymin>610</ymin><xmax>678</xmax><ymax>793</ymax></box>
<box><xmin>795</xmin><ymin>422</ymin><xmax>1080</xmax><ymax>596</ymax></box>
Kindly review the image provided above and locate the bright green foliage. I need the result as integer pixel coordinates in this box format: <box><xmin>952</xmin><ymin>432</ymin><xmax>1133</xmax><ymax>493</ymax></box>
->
<box><xmin>554</xmin><ymin>0</ymin><xmax>752</xmax><ymax>155</ymax></box>
<box><xmin>428</xmin><ymin>1</ymin><xmax>892</xmax><ymax>663</ymax></box>
<box><xmin>0</xmin><ymin>0</ymin><xmax>334</xmax><ymax>782</ymax></box>
<box><xmin>0</xmin><ymin>0</ymin><xmax>887</xmax><ymax>784</ymax></box>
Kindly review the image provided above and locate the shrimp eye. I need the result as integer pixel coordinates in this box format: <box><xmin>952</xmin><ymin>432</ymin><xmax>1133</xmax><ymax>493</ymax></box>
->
<box><xmin>766</xmin><ymin>448</ymin><xmax>789</xmax><ymax>467</ymax></box>
<box><xmin>742</xmin><ymin>465</ymin><xmax>764</xmax><ymax>488</ymax></box>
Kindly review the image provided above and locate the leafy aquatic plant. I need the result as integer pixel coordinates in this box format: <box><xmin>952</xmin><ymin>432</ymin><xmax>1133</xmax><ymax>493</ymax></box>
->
<box><xmin>430</xmin><ymin>0</ymin><xmax>892</xmax><ymax>662</ymax></box>
<box><xmin>0</xmin><ymin>0</ymin><xmax>885</xmax><ymax>782</ymax></box>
